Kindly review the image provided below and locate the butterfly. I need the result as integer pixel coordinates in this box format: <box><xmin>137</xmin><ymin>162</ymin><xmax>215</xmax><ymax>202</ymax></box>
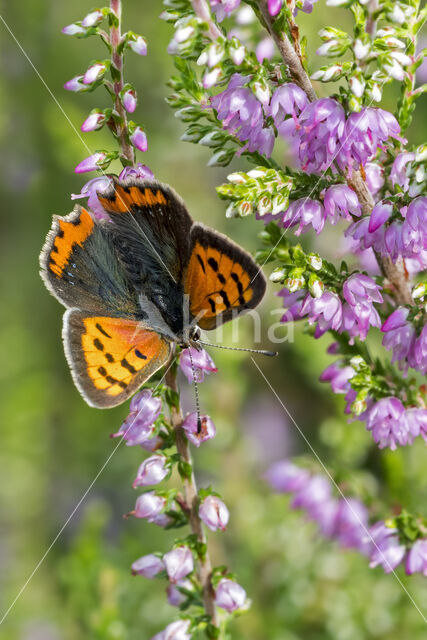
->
<box><xmin>39</xmin><ymin>177</ymin><xmax>267</xmax><ymax>408</ymax></box>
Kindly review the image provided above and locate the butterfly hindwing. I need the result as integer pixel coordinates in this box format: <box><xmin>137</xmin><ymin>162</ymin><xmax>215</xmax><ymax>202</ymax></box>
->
<box><xmin>40</xmin><ymin>206</ymin><xmax>140</xmax><ymax>317</ymax></box>
<box><xmin>185</xmin><ymin>223</ymin><xmax>266</xmax><ymax>330</ymax></box>
<box><xmin>63</xmin><ymin>310</ymin><xmax>172</xmax><ymax>408</ymax></box>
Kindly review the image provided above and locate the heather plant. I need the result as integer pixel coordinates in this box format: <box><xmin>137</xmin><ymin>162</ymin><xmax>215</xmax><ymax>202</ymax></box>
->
<box><xmin>55</xmin><ymin>0</ymin><xmax>426</xmax><ymax>638</ymax></box>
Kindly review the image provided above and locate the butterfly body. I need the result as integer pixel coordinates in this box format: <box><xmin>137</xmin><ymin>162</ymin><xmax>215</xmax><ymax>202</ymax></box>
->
<box><xmin>40</xmin><ymin>178</ymin><xmax>266</xmax><ymax>408</ymax></box>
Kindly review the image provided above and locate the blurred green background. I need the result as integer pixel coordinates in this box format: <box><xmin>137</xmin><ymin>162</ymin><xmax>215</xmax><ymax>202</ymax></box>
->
<box><xmin>0</xmin><ymin>1</ymin><xmax>426</xmax><ymax>639</ymax></box>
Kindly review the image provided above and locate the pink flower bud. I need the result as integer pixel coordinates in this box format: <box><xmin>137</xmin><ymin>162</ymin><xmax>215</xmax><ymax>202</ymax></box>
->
<box><xmin>166</xmin><ymin>579</ymin><xmax>192</xmax><ymax>606</ymax></box>
<box><xmin>179</xmin><ymin>347</ymin><xmax>217</xmax><ymax>384</ymax></box>
<box><xmin>133</xmin><ymin>491</ymin><xmax>166</xmax><ymax>521</ymax></box>
<box><xmin>81</xmin><ymin>10</ymin><xmax>104</xmax><ymax>27</ymax></box>
<box><xmin>83</xmin><ymin>62</ymin><xmax>106</xmax><ymax>85</ymax></box>
<box><xmin>131</xmin><ymin>553</ymin><xmax>165</xmax><ymax>578</ymax></box>
<box><xmin>62</xmin><ymin>24</ymin><xmax>86</xmax><ymax>36</ymax></box>
<box><xmin>182</xmin><ymin>413</ymin><xmax>216</xmax><ymax>447</ymax></box>
<box><xmin>81</xmin><ymin>111</ymin><xmax>106</xmax><ymax>132</ymax></box>
<box><xmin>151</xmin><ymin>620</ymin><xmax>191</xmax><ymax>640</ymax></box>
<box><xmin>199</xmin><ymin>495</ymin><xmax>229</xmax><ymax>531</ymax></box>
<box><xmin>64</xmin><ymin>75</ymin><xmax>86</xmax><ymax>92</ymax></box>
<box><xmin>74</xmin><ymin>152</ymin><xmax>106</xmax><ymax>173</ymax></box>
<box><xmin>129</xmin><ymin>35</ymin><xmax>148</xmax><ymax>56</ymax></box>
<box><xmin>215</xmin><ymin>578</ymin><xmax>247</xmax><ymax>612</ymax></box>
<box><xmin>369</xmin><ymin>201</ymin><xmax>393</xmax><ymax>232</ymax></box>
<box><xmin>122</xmin><ymin>89</ymin><xmax>137</xmax><ymax>113</ymax></box>
<box><xmin>268</xmin><ymin>0</ymin><xmax>283</xmax><ymax>16</ymax></box>
<box><xmin>381</xmin><ymin>307</ymin><xmax>409</xmax><ymax>332</ymax></box>
<box><xmin>130</xmin><ymin>127</ymin><xmax>148</xmax><ymax>152</ymax></box>
<box><xmin>163</xmin><ymin>546</ymin><xmax>194</xmax><ymax>583</ymax></box>
<box><xmin>133</xmin><ymin>455</ymin><xmax>169</xmax><ymax>488</ymax></box>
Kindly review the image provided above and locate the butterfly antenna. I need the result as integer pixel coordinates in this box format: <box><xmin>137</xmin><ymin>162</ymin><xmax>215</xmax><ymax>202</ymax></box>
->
<box><xmin>188</xmin><ymin>348</ymin><xmax>202</xmax><ymax>434</ymax></box>
<box><xmin>198</xmin><ymin>340</ymin><xmax>278</xmax><ymax>357</ymax></box>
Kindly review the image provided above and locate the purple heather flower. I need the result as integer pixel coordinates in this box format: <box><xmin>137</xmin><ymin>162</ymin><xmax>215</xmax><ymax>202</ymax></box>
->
<box><xmin>406</xmin><ymin>539</ymin><xmax>427</xmax><ymax>575</ymax></box>
<box><xmin>62</xmin><ymin>24</ymin><xmax>86</xmax><ymax>36</ymax></box>
<box><xmin>119</xmin><ymin>163</ymin><xmax>154</xmax><ymax>181</ymax></box>
<box><xmin>131</xmin><ymin>554</ymin><xmax>165</xmax><ymax>578</ymax></box>
<box><xmin>74</xmin><ymin>152</ymin><xmax>107</xmax><ymax>174</ymax></box>
<box><xmin>364</xmin><ymin>162</ymin><xmax>384</xmax><ymax>195</ymax></box>
<box><xmin>291</xmin><ymin>474</ymin><xmax>332</xmax><ymax>519</ymax></box>
<box><xmin>268</xmin><ymin>0</ymin><xmax>283</xmax><ymax>16</ymax></box>
<box><xmin>130</xmin><ymin>127</ymin><xmax>148</xmax><ymax>152</ymax></box>
<box><xmin>210</xmin><ymin>0</ymin><xmax>241</xmax><ymax>22</ymax></box>
<box><xmin>338</xmin><ymin>108</ymin><xmax>402</xmax><ymax>174</ymax></box>
<box><xmin>270</xmin><ymin>83</ymin><xmax>308</xmax><ymax>130</ymax></box>
<box><xmin>282</xmin><ymin>198</ymin><xmax>325</xmax><ymax>235</ymax></box>
<box><xmin>265</xmin><ymin>460</ymin><xmax>310</xmax><ymax>493</ymax></box>
<box><xmin>368</xmin><ymin>201</ymin><xmax>392</xmax><ymax>232</ymax></box>
<box><xmin>211</xmin><ymin>74</ymin><xmax>273</xmax><ymax>156</ymax></box>
<box><xmin>133</xmin><ymin>455</ymin><xmax>169</xmax><ymax>488</ymax></box>
<box><xmin>323</xmin><ymin>185</ymin><xmax>361</xmax><ymax>224</ymax></box>
<box><xmin>402</xmin><ymin>197</ymin><xmax>427</xmax><ymax>255</ymax></box>
<box><xmin>299</xmin><ymin>0</ymin><xmax>320</xmax><ymax>13</ymax></box>
<box><xmin>81</xmin><ymin>10</ymin><xmax>104</xmax><ymax>27</ymax></box>
<box><xmin>182</xmin><ymin>412</ymin><xmax>216</xmax><ymax>447</ymax></box>
<box><xmin>203</xmin><ymin>67</ymin><xmax>223</xmax><ymax>89</ymax></box>
<box><xmin>199</xmin><ymin>495</ymin><xmax>229</xmax><ymax>531</ymax></box>
<box><xmin>334</xmin><ymin>498</ymin><xmax>369</xmax><ymax>550</ymax></box>
<box><xmin>129</xmin><ymin>35</ymin><xmax>147</xmax><ymax>56</ymax></box>
<box><xmin>256</xmin><ymin>36</ymin><xmax>275</xmax><ymax>62</ymax></box>
<box><xmin>381</xmin><ymin>308</ymin><xmax>416</xmax><ymax>371</ymax></box>
<box><xmin>64</xmin><ymin>75</ymin><xmax>86</xmax><ymax>92</ymax></box>
<box><xmin>122</xmin><ymin>89</ymin><xmax>137</xmax><ymax>113</ymax></box>
<box><xmin>341</xmin><ymin>301</ymin><xmax>381</xmax><ymax>343</ymax></box>
<box><xmin>215</xmin><ymin>579</ymin><xmax>247</xmax><ymax>612</ymax></box>
<box><xmin>112</xmin><ymin>389</ymin><xmax>162</xmax><ymax>446</ymax></box>
<box><xmin>343</xmin><ymin>274</ymin><xmax>383</xmax><ymax>308</ymax></box>
<box><xmin>167</xmin><ymin>580</ymin><xmax>192</xmax><ymax>607</ymax></box>
<box><xmin>133</xmin><ymin>491</ymin><xmax>167</xmax><ymax>521</ymax></box>
<box><xmin>300</xmin><ymin>290</ymin><xmax>343</xmax><ymax>336</ymax></box>
<box><xmin>71</xmin><ymin>175</ymin><xmax>113</xmax><ymax>221</ymax></box>
<box><xmin>367</xmin><ymin>521</ymin><xmax>406</xmax><ymax>573</ymax></box>
<box><xmin>81</xmin><ymin>111</ymin><xmax>106</xmax><ymax>132</ymax></box>
<box><xmin>390</xmin><ymin>152</ymin><xmax>415</xmax><ymax>193</ymax></box>
<box><xmin>151</xmin><ymin>619</ymin><xmax>191</xmax><ymax>640</ymax></box>
<box><xmin>405</xmin><ymin>408</ymin><xmax>427</xmax><ymax>441</ymax></box>
<box><xmin>163</xmin><ymin>546</ymin><xmax>194</xmax><ymax>583</ymax></box>
<box><xmin>277</xmin><ymin>288</ymin><xmax>306</xmax><ymax>322</ymax></box>
<box><xmin>319</xmin><ymin>361</ymin><xmax>354</xmax><ymax>394</ymax></box>
<box><xmin>294</xmin><ymin>98</ymin><xmax>346</xmax><ymax>174</ymax></box>
<box><xmin>365</xmin><ymin>397</ymin><xmax>413</xmax><ymax>450</ymax></box>
<box><xmin>179</xmin><ymin>347</ymin><xmax>217</xmax><ymax>384</ymax></box>
<box><xmin>83</xmin><ymin>62</ymin><xmax>106</xmax><ymax>85</ymax></box>
<box><xmin>410</xmin><ymin>324</ymin><xmax>427</xmax><ymax>375</ymax></box>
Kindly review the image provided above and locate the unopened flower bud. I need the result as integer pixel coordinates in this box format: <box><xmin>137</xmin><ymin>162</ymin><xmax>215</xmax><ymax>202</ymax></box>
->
<box><xmin>199</xmin><ymin>495</ymin><xmax>229</xmax><ymax>531</ymax></box>
<box><xmin>130</xmin><ymin>127</ymin><xmax>148</xmax><ymax>152</ymax></box>
<box><xmin>81</xmin><ymin>10</ymin><xmax>104</xmax><ymax>27</ymax></box>
<box><xmin>74</xmin><ymin>152</ymin><xmax>107</xmax><ymax>173</ymax></box>
<box><xmin>83</xmin><ymin>62</ymin><xmax>107</xmax><ymax>85</ymax></box>
<box><xmin>62</xmin><ymin>24</ymin><xmax>86</xmax><ymax>36</ymax></box>
<box><xmin>122</xmin><ymin>88</ymin><xmax>137</xmax><ymax>113</ymax></box>
<box><xmin>129</xmin><ymin>35</ymin><xmax>147</xmax><ymax>56</ymax></box>
<box><xmin>81</xmin><ymin>111</ymin><xmax>106</xmax><ymax>132</ymax></box>
<box><xmin>269</xmin><ymin>269</ymin><xmax>286</xmax><ymax>283</ymax></box>
<box><xmin>133</xmin><ymin>491</ymin><xmax>166</xmax><ymax>521</ymax></box>
<box><xmin>308</xmin><ymin>274</ymin><xmax>324</xmax><ymax>298</ymax></box>
<box><xmin>64</xmin><ymin>75</ymin><xmax>86</xmax><ymax>92</ymax></box>
<box><xmin>133</xmin><ymin>455</ymin><xmax>169</xmax><ymax>488</ymax></box>
<box><xmin>215</xmin><ymin>578</ymin><xmax>247</xmax><ymax>612</ymax></box>
<box><xmin>131</xmin><ymin>554</ymin><xmax>164</xmax><ymax>578</ymax></box>
<box><xmin>307</xmin><ymin>253</ymin><xmax>322</xmax><ymax>271</ymax></box>
<box><xmin>163</xmin><ymin>546</ymin><xmax>194</xmax><ymax>583</ymax></box>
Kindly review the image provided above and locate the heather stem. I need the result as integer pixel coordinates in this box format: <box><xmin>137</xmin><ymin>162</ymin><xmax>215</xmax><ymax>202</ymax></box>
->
<box><xmin>165</xmin><ymin>367</ymin><xmax>219</xmax><ymax>629</ymax></box>
<box><xmin>191</xmin><ymin>0</ymin><xmax>223</xmax><ymax>40</ymax></box>
<box><xmin>110</xmin><ymin>0</ymin><xmax>135</xmax><ymax>166</ymax></box>
<box><xmin>256</xmin><ymin>0</ymin><xmax>413</xmax><ymax>306</ymax></box>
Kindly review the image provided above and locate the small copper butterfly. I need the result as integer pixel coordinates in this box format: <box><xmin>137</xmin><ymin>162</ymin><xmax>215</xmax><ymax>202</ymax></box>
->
<box><xmin>40</xmin><ymin>178</ymin><xmax>266</xmax><ymax>408</ymax></box>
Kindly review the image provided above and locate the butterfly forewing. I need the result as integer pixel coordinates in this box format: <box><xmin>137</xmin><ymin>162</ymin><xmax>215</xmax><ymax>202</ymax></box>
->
<box><xmin>185</xmin><ymin>224</ymin><xmax>266</xmax><ymax>330</ymax></box>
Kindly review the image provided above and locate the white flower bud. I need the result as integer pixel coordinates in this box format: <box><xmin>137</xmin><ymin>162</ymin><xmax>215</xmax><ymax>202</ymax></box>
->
<box><xmin>350</xmin><ymin>76</ymin><xmax>365</xmax><ymax>98</ymax></box>
<box><xmin>354</xmin><ymin>39</ymin><xmax>370</xmax><ymax>60</ymax></box>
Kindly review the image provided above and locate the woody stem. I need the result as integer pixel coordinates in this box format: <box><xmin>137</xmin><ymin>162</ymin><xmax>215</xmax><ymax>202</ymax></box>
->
<box><xmin>165</xmin><ymin>366</ymin><xmax>219</xmax><ymax>627</ymax></box>
<box><xmin>254</xmin><ymin>0</ymin><xmax>413</xmax><ymax>306</ymax></box>
<box><xmin>109</xmin><ymin>0</ymin><xmax>135</xmax><ymax>166</ymax></box>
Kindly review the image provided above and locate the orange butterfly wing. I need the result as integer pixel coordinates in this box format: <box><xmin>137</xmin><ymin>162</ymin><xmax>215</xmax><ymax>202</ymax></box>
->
<box><xmin>63</xmin><ymin>311</ymin><xmax>172</xmax><ymax>408</ymax></box>
<box><xmin>184</xmin><ymin>224</ymin><xmax>266</xmax><ymax>330</ymax></box>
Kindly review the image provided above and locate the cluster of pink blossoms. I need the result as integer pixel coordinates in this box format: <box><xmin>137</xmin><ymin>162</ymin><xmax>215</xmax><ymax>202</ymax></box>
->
<box><xmin>320</xmin><ymin>355</ymin><xmax>427</xmax><ymax>450</ymax></box>
<box><xmin>266</xmin><ymin>461</ymin><xmax>427</xmax><ymax>576</ymax></box>
<box><xmin>279</xmin><ymin>273</ymin><xmax>383</xmax><ymax>342</ymax></box>
<box><xmin>111</xmin><ymin>347</ymin><xmax>248</xmax><ymax>637</ymax></box>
